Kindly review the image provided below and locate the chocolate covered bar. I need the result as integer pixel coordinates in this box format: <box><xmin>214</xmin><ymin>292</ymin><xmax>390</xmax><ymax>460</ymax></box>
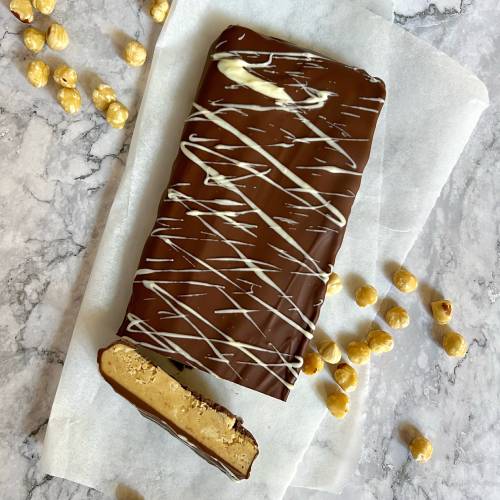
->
<box><xmin>117</xmin><ymin>25</ymin><xmax>386</xmax><ymax>400</ymax></box>
<box><xmin>98</xmin><ymin>342</ymin><xmax>259</xmax><ymax>480</ymax></box>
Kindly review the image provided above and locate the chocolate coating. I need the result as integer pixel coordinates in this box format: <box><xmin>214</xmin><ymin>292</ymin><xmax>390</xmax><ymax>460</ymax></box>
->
<box><xmin>117</xmin><ymin>25</ymin><xmax>385</xmax><ymax>400</ymax></box>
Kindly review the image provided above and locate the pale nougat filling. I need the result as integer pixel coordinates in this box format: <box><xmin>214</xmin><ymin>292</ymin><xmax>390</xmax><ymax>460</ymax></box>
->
<box><xmin>100</xmin><ymin>343</ymin><xmax>258</xmax><ymax>475</ymax></box>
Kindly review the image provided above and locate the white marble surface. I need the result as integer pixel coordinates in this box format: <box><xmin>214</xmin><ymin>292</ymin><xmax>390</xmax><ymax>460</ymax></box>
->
<box><xmin>0</xmin><ymin>1</ymin><xmax>499</xmax><ymax>499</ymax></box>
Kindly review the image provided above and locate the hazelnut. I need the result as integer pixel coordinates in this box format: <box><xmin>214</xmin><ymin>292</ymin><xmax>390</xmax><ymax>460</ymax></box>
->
<box><xmin>431</xmin><ymin>300</ymin><xmax>453</xmax><ymax>325</ymax></box>
<box><xmin>366</xmin><ymin>330</ymin><xmax>394</xmax><ymax>354</ymax></box>
<box><xmin>92</xmin><ymin>83</ymin><xmax>117</xmax><ymax>112</ymax></box>
<box><xmin>442</xmin><ymin>331</ymin><xmax>467</xmax><ymax>357</ymax></box>
<box><xmin>10</xmin><ymin>0</ymin><xmax>33</xmax><ymax>23</ymax></box>
<box><xmin>47</xmin><ymin>23</ymin><xmax>69</xmax><ymax>51</ymax></box>
<box><xmin>346</xmin><ymin>341</ymin><xmax>371</xmax><ymax>365</ymax></box>
<box><xmin>317</xmin><ymin>340</ymin><xmax>341</xmax><ymax>364</ymax></box>
<box><xmin>409</xmin><ymin>435</ymin><xmax>433</xmax><ymax>463</ymax></box>
<box><xmin>355</xmin><ymin>284</ymin><xmax>378</xmax><ymax>307</ymax></box>
<box><xmin>385</xmin><ymin>306</ymin><xmax>410</xmax><ymax>329</ymax></box>
<box><xmin>302</xmin><ymin>351</ymin><xmax>324</xmax><ymax>375</ymax></box>
<box><xmin>53</xmin><ymin>64</ymin><xmax>77</xmax><ymax>88</ymax></box>
<box><xmin>333</xmin><ymin>363</ymin><xmax>358</xmax><ymax>392</ymax></box>
<box><xmin>106</xmin><ymin>101</ymin><xmax>129</xmax><ymax>129</ymax></box>
<box><xmin>150</xmin><ymin>0</ymin><xmax>169</xmax><ymax>23</ymax></box>
<box><xmin>57</xmin><ymin>87</ymin><xmax>81</xmax><ymax>114</ymax></box>
<box><xmin>326</xmin><ymin>392</ymin><xmax>350</xmax><ymax>419</ymax></box>
<box><xmin>326</xmin><ymin>272</ymin><xmax>342</xmax><ymax>296</ymax></box>
<box><xmin>26</xmin><ymin>60</ymin><xmax>50</xmax><ymax>88</ymax></box>
<box><xmin>392</xmin><ymin>267</ymin><xmax>418</xmax><ymax>293</ymax></box>
<box><xmin>32</xmin><ymin>0</ymin><xmax>56</xmax><ymax>15</ymax></box>
<box><xmin>123</xmin><ymin>40</ymin><xmax>147</xmax><ymax>67</ymax></box>
<box><xmin>23</xmin><ymin>27</ymin><xmax>45</xmax><ymax>53</ymax></box>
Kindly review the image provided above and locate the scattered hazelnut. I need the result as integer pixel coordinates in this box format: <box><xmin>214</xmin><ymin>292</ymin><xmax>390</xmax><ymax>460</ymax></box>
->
<box><xmin>317</xmin><ymin>340</ymin><xmax>341</xmax><ymax>364</ymax></box>
<box><xmin>366</xmin><ymin>330</ymin><xmax>394</xmax><ymax>354</ymax></box>
<box><xmin>150</xmin><ymin>0</ymin><xmax>169</xmax><ymax>23</ymax></box>
<box><xmin>442</xmin><ymin>331</ymin><xmax>467</xmax><ymax>357</ymax></box>
<box><xmin>23</xmin><ymin>27</ymin><xmax>45</xmax><ymax>53</ymax></box>
<box><xmin>47</xmin><ymin>23</ymin><xmax>69</xmax><ymax>51</ymax></box>
<box><xmin>26</xmin><ymin>60</ymin><xmax>50</xmax><ymax>88</ymax></box>
<box><xmin>409</xmin><ymin>435</ymin><xmax>433</xmax><ymax>463</ymax></box>
<box><xmin>53</xmin><ymin>64</ymin><xmax>77</xmax><ymax>88</ymax></box>
<box><xmin>57</xmin><ymin>87</ymin><xmax>81</xmax><ymax>114</ymax></box>
<box><xmin>327</xmin><ymin>391</ymin><xmax>350</xmax><ymax>419</ymax></box>
<box><xmin>333</xmin><ymin>363</ymin><xmax>358</xmax><ymax>392</ymax></box>
<box><xmin>355</xmin><ymin>284</ymin><xmax>378</xmax><ymax>307</ymax></box>
<box><xmin>123</xmin><ymin>40</ymin><xmax>147</xmax><ymax>67</ymax></box>
<box><xmin>302</xmin><ymin>351</ymin><xmax>324</xmax><ymax>375</ymax></box>
<box><xmin>92</xmin><ymin>83</ymin><xmax>117</xmax><ymax>112</ymax></box>
<box><xmin>346</xmin><ymin>341</ymin><xmax>371</xmax><ymax>365</ymax></box>
<box><xmin>10</xmin><ymin>0</ymin><xmax>33</xmax><ymax>23</ymax></box>
<box><xmin>385</xmin><ymin>306</ymin><xmax>410</xmax><ymax>329</ymax></box>
<box><xmin>431</xmin><ymin>300</ymin><xmax>453</xmax><ymax>325</ymax></box>
<box><xmin>32</xmin><ymin>0</ymin><xmax>56</xmax><ymax>15</ymax></box>
<box><xmin>393</xmin><ymin>267</ymin><xmax>418</xmax><ymax>293</ymax></box>
<box><xmin>326</xmin><ymin>272</ymin><xmax>342</xmax><ymax>296</ymax></box>
<box><xmin>106</xmin><ymin>101</ymin><xmax>129</xmax><ymax>129</ymax></box>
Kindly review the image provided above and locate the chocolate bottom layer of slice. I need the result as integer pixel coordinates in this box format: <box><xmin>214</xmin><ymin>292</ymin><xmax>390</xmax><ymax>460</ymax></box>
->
<box><xmin>98</xmin><ymin>342</ymin><xmax>259</xmax><ymax>480</ymax></box>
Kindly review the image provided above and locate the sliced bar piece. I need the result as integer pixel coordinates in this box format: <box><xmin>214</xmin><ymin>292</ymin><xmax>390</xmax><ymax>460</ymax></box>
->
<box><xmin>117</xmin><ymin>25</ymin><xmax>386</xmax><ymax>400</ymax></box>
<box><xmin>98</xmin><ymin>342</ymin><xmax>259</xmax><ymax>480</ymax></box>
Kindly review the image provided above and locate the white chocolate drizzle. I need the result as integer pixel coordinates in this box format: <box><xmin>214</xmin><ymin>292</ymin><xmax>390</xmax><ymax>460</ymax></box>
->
<box><xmin>125</xmin><ymin>41</ymin><xmax>383</xmax><ymax>396</ymax></box>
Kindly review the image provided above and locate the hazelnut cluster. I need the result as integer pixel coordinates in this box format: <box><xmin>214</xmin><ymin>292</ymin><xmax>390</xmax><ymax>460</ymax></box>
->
<box><xmin>16</xmin><ymin>0</ymin><xmax>158</xmax><ymax>127</ymax></box>
<box><xmin>430</xmin><ymin>299</ymin><xmax>467</xmax><ymax>357</ymax></box>
<box><xmin>11</xmin><ymin>0</ymin><xmax>58</xmax><ymax>23</ymax></box>
<box><xmin>23</xmin><ymin>23</ymin><xmax>69</xmax><ymax>53</ymax></box>
<box><xmin>316</xmin><ymin>263</ymin><xmax>467</xmax><ymax>440</ymax></box>
<box><xmin>92</xmin><ymin>84</ymin><xmax>129</xmax><ymax>129</ymax></box>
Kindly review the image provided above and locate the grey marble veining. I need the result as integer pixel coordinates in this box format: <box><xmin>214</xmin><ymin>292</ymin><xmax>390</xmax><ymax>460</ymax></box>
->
<box><xmin>394</xmin><ymin>0</ymin><xmax>467</xmax><ymax>25</ymax></box>
<box><xmin>0</xmin><ymin>0</ymin><xmax>499</xmax><ymax>499</ymax></box>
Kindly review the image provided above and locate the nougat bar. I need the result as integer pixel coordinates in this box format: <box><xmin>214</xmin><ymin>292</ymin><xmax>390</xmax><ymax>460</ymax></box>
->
<box><xmin>98</xmin><ymin>342</ymin><xmax>259</xmax><ymax>480</ymax></box>
<box><xmin>117</xmin><ymin>25</ymin><xmax>386</xmax><ymax>400</ymax></box>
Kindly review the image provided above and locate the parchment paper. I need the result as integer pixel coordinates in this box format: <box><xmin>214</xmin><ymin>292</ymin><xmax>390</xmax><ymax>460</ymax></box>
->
<box><xmin>41</xmin><ymin>0</ymin><xmax>488</xmax><ymax>498</ymax></box>
<box><xmin>41</xmin><ymin>1</ymin><xmax>387</xmax><ymax>498</ymax></box>
<box><xmin>290</xmin><ymin>3</ymin><xmax>489</xmax><ymax>494</ymax></box>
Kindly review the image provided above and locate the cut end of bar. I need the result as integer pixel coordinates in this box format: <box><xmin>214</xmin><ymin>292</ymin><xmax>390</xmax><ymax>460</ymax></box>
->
<box><xmin>98</xmin><ymin>342</ymin><xmax>259</xmax><ymax>479</ymax></box>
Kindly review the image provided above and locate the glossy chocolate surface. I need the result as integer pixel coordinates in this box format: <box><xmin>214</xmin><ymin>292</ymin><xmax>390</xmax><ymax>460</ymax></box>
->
<box><xmin>117</xmin><ymin>25</ymin><xmax>385</xmax><ymax>400</ymax></box>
